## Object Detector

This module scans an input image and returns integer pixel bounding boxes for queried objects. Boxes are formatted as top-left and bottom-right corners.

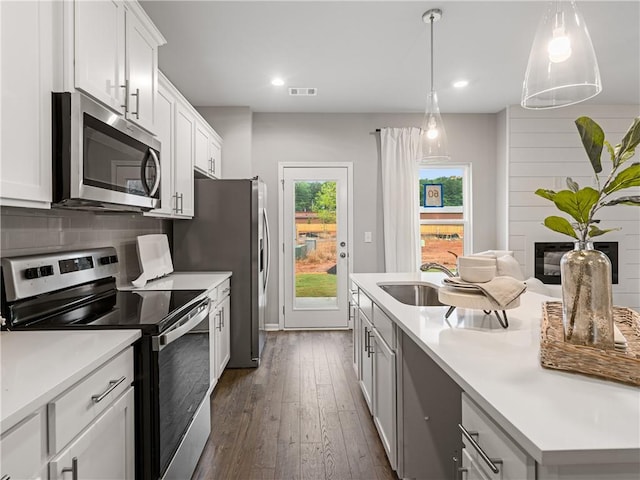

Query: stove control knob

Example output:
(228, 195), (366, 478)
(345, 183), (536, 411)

(99, 256), (111, 265)
(110, 255), (118, 264)
(25, 267), (40, 279)
(39, 265), (54, 277)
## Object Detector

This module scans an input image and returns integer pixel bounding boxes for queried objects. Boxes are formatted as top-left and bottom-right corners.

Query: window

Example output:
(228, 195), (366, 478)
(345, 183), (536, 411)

(418, 164), (471, 271)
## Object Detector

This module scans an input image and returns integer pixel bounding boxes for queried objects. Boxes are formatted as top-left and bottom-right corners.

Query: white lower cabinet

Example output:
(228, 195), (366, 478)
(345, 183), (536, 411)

(0, 411), (46, 480)
(215, 294), (231, 377)
(461, 393), (535, 480)
(49, 387), (135, 480)
(372, 329), (397, 470)
(1, 346), (135, 480)
(208, 277), (232, 387)
(359, 309), (374, 413)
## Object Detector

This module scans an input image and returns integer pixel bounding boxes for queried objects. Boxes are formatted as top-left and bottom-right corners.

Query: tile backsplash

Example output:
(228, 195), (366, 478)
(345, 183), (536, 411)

(0, 207), (171, 286)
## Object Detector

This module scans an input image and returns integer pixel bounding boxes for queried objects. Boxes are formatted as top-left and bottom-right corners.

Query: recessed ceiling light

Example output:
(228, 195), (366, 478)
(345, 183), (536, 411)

(271, 77), (285, 86)
(453, 80), (469, 88)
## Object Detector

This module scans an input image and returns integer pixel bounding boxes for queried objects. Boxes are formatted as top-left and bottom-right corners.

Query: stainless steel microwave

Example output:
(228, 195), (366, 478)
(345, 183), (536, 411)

(52, 92), (161, 211)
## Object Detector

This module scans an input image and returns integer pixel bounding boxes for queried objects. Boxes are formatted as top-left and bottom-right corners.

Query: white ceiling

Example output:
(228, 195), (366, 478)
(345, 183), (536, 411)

(140, 1), (640, 114)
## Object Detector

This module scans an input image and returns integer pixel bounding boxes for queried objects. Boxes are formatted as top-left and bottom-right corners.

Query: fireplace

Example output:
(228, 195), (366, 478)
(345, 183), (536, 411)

(534, 242), (619, 285)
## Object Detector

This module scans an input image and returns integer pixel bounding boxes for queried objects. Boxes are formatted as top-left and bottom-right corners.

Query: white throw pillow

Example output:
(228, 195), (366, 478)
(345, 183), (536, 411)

(496, 254), (525, 280)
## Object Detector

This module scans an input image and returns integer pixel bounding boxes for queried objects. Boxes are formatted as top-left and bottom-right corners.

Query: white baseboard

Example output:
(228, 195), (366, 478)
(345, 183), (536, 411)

(265, 323), (280, 331)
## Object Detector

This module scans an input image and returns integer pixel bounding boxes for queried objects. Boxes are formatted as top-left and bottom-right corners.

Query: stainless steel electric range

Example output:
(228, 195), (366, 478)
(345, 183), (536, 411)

(1, 247), (211, 480)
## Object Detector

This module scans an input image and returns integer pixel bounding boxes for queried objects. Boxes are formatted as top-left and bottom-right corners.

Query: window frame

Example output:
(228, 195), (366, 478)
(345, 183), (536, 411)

(417, 162), (473, 259)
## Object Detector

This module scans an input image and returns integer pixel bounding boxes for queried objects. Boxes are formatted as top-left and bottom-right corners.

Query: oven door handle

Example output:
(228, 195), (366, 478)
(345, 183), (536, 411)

(152, 299), (210, 351)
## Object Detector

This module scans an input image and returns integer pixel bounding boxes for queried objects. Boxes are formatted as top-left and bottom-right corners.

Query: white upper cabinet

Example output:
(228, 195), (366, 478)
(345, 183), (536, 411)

(73, 0), (126, 114)
(146, 72), (194, 219)
(0, 0), (55, 209)
(124, 7), (159, 132)
(194, 118), (223, 179)
(70, 0), (165, 133)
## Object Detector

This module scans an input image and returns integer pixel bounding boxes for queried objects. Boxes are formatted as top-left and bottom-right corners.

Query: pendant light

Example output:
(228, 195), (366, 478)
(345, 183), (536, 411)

(419, 8), (450, 161)
(521, 1), (602, 109)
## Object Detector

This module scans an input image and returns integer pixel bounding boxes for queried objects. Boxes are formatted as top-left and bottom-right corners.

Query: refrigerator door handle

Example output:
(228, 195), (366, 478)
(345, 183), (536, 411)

(263, 207), (271, 292)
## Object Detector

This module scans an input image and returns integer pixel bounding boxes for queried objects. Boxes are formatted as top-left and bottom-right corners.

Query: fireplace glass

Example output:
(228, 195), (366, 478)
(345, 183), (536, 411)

(534, 242), (618, 284)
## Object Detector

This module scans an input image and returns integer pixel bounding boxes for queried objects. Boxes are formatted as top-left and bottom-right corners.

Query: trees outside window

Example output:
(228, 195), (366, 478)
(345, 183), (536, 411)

(418, 166), (471, 271)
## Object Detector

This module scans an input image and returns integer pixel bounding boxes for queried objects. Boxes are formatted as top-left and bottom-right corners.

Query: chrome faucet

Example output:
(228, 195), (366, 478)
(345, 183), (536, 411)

(420, 262), (455, 277)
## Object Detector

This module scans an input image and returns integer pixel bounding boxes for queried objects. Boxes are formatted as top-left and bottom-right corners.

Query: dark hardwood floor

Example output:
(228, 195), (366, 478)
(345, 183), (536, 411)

(192, 331), (398, 480)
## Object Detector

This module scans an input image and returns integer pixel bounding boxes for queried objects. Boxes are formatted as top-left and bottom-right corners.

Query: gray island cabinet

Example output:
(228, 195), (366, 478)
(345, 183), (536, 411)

(350, 272), (640, 480)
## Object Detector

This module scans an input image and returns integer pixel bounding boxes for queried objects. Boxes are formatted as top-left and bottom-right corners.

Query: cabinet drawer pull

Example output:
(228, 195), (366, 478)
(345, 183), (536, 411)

(458, 424), (501, 474)
(91, 376), (126, 403)
(222, 287), (230, 295)
(61, 456), (78, 480)
(2, 474), (12, 480)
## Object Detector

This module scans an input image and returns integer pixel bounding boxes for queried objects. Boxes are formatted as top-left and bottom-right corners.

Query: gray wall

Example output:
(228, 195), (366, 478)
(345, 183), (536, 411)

(196, 106), (253, 179)
(251, 112), (498, 327)
(0, 207), (170, 286)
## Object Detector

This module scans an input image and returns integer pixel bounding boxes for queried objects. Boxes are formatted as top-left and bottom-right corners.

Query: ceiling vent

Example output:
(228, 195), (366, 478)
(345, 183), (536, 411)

(289, 87), (317, 96)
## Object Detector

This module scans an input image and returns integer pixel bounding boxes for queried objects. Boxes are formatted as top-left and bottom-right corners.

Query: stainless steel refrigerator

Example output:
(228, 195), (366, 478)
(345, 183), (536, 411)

(173, 177), (270, 368)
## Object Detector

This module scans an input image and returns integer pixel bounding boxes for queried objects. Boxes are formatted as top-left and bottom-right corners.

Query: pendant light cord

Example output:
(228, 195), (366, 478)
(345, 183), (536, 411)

(430, 13), (434, 95)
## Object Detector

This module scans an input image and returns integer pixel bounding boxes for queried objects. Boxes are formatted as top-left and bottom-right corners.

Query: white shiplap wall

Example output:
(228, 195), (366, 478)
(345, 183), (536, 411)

(506, 105), (640, 310)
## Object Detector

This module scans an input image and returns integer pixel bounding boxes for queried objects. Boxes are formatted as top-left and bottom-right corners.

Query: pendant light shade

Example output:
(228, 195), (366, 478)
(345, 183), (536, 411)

(521, 1), (602, 109)
(419, 8), (450, 161)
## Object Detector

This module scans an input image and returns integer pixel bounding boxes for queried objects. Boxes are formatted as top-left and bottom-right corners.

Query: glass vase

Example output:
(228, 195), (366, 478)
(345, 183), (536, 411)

(560, 241), (614, 349)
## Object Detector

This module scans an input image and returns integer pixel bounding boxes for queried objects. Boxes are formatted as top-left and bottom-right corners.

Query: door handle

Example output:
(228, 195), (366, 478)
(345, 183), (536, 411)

(340, 252), (346, 258)
(91, 376), (126, 403)
(61, 457), (78, 480)
(130, 87), (140, 119)
(120, 80), (129, 112)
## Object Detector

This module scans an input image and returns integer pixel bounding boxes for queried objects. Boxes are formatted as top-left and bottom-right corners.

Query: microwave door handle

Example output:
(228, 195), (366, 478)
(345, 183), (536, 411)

(148, 149), (161, 196)
(152, 300), (210, 351)
(140, 149), (161, 197)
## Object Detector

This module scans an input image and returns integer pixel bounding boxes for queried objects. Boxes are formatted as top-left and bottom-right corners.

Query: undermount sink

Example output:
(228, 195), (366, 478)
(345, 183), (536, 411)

(377, 282), (445, 307)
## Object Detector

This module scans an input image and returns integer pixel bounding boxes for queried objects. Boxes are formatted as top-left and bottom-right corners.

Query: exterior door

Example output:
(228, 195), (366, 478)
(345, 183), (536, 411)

(281, 164), (352, 329)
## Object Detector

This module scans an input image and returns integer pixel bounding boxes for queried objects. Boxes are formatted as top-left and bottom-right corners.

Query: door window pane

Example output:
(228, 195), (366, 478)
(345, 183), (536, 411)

(293, 181), (337, 308)
(419, 167), (469, 272)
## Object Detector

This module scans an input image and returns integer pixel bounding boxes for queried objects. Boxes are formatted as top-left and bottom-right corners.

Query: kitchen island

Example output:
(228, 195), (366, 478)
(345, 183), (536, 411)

(351, 272), (640, 480)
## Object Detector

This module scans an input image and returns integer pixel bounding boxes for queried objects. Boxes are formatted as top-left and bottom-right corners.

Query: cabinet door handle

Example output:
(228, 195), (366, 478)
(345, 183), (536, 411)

(130, 88), (140, 119)
(179, 193), (184, 213)
(458, 424), (501, 474)
(173, 193), (178, 213)
(120, 80), (129, 112)
(91, 376), (126, 403)
(363, 326), (369, 357)
(222, 287), (230, 295)
(212, 158), (216, 175)
(2, 474), (12, 480)
(61, 456), (78, 480)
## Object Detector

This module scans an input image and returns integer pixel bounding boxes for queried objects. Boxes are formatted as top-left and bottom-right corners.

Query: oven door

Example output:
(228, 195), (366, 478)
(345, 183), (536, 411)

(53, 92), (161, 211)
(152, 298), (211, 477)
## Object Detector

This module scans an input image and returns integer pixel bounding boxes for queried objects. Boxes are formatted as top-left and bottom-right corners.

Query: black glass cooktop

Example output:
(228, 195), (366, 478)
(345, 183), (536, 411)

(4, 278), (205, 335)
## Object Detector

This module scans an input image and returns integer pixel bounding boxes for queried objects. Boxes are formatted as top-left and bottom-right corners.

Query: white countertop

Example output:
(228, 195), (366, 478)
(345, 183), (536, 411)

(119, 271), (232, 291)
(0, 329), (141, 432)
(351, 272), (640, 466)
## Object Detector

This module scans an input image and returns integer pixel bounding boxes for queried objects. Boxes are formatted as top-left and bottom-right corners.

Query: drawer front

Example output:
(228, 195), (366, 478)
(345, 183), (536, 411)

(218, 278), (231, 298)
(208, 285), (219, 304)
(359, 291), (373, 322)
(48, 347), (134, 453)
(461, 394), (534, 480)
(373, 303), (396, 349)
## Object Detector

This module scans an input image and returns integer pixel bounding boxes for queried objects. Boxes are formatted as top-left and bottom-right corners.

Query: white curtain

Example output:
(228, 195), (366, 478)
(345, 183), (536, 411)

(380, 128), (421, 272)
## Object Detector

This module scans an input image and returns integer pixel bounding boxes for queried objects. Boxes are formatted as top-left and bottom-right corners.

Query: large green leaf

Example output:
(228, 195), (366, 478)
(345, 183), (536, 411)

(552, 188), (600, 223)
(618, 117), (640, 161)
(604, 163), (640, 194)
(534, 188), (557, 202)
(602, 195), (640, 206)
(588, 226), (620, 238)
(575, 116), (604, 174)
(543, 216), (578, 239)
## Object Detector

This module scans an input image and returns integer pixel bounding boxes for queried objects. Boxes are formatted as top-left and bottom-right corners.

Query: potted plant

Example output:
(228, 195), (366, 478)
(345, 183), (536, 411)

(535, 116), (640, 347)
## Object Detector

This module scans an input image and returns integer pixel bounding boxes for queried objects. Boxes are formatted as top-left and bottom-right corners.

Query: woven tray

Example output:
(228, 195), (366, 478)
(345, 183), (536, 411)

(540, 302), (640, 387)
